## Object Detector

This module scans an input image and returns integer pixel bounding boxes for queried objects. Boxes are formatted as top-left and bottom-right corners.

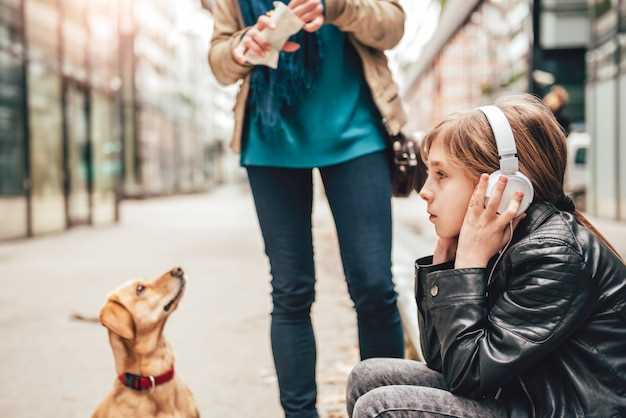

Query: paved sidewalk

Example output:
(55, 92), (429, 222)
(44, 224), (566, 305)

(0, 183), (433, 418)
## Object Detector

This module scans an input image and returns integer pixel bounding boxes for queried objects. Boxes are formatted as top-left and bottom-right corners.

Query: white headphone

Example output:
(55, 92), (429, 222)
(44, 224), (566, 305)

(478, 105), (534, 216)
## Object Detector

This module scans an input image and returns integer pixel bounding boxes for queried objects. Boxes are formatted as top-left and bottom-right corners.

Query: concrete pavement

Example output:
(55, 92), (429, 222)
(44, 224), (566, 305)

(3, 179), (622, 418)
(0, 182), (433, 418)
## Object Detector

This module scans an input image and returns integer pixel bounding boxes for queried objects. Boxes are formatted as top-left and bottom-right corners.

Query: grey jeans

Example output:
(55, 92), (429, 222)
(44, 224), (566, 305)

(346, 358), (508, 418)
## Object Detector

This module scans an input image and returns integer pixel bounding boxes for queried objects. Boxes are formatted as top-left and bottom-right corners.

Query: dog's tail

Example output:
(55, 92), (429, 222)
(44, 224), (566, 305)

(70, 312), (99, 323)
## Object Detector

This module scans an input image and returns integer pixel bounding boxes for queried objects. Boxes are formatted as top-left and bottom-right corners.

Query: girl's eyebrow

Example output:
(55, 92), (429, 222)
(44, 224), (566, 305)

(428, 160), (443, 167)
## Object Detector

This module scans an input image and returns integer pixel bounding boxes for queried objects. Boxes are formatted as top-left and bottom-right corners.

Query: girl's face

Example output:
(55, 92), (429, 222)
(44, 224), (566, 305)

(419, 139), (477, 239)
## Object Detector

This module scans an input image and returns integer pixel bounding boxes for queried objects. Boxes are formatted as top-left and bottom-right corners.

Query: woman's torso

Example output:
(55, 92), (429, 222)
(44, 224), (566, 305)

(241, 25), (387, 168)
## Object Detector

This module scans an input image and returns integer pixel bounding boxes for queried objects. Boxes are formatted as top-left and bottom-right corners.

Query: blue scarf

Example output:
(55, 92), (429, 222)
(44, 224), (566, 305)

(239, 0), (321, 134)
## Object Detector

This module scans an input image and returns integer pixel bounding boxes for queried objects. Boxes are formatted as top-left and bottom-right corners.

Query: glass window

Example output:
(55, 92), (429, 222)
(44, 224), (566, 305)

(0, 0), (28, 239)
(27, 0), (65, 234)
(61, 0), (87, 81)
(590, 0), (619, 46)
(91, 92), (120, 224)
(575, 147), (587, 166)
(0, 45), (25, 196)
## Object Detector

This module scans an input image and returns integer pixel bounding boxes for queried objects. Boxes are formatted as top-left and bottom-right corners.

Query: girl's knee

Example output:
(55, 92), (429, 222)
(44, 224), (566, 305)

(351, 386), (396, 418)
(347, 359), (401, 416)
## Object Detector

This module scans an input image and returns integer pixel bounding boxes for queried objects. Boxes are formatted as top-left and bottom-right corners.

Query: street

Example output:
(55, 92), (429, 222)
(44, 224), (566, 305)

(0, 182), (432, 418)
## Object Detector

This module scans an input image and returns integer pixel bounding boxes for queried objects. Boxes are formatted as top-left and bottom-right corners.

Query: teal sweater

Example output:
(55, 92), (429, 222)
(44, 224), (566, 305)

(241, 24), (387, 168)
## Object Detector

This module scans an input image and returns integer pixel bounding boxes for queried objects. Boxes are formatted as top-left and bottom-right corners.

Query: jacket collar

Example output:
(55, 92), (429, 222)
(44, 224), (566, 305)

(511, 201), (558, 243)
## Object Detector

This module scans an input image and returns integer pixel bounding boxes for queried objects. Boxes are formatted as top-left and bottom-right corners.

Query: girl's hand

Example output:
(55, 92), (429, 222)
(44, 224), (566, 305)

(433, 236), (458, 265)
(233, 15), (301, 66)
(288, 0), (324, 32)
(455, 174), (526, 269)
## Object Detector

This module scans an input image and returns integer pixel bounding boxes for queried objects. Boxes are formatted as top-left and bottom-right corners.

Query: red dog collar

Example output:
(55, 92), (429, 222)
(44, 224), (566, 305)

(119, 367), (175, 391)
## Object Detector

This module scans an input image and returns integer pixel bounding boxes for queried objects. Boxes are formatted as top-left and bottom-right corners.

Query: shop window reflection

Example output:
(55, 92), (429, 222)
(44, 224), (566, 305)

(27, 0), (65, 235)
(0, 0), (28, 239)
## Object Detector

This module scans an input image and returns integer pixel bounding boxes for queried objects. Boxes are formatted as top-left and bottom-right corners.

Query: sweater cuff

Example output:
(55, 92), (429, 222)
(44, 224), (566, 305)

(422, 268), (488, 308)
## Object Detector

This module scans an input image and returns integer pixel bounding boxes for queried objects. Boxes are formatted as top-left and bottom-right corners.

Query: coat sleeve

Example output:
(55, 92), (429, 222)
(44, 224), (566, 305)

(422, 238), (593, 399)
(324, 0), (405, 50)
(209, 0), (253, 86)
(415, 256), (455, 373)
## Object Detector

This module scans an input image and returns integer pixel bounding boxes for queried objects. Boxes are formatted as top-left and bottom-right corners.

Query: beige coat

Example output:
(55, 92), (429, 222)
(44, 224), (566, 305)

(208, 0), (408, 152)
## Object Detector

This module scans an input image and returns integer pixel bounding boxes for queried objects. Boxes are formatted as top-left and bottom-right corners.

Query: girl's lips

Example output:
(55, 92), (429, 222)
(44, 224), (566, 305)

(429, 214), (437, 221)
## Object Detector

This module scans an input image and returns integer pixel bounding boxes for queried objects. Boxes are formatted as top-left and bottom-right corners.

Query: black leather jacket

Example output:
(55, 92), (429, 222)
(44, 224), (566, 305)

(415, 202), (626, 418)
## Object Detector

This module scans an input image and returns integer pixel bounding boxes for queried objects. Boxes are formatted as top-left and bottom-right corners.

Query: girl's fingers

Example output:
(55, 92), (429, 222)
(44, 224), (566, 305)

(485, 176), (508, 218)
(511, 213), (527, 230)
(303, 15), (324, 32)
(498, 191), (524, 227)
(468, 174), (489, 216)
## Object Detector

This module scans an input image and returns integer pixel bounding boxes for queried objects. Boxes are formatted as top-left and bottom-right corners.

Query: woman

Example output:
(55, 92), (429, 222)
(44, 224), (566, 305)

(347, 95), (626, 418)
(209, 1), (407, 417)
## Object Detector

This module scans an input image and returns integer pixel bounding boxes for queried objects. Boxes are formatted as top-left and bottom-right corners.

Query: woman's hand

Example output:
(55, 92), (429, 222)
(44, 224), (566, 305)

(455, 174), (526, 269)
(433, 236), (458, 265)
(289, 0), (324, 32)
(232, 15), (301, 66)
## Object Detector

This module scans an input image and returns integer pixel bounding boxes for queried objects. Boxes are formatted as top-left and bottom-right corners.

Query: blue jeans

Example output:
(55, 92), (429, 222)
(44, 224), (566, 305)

(247, 150), (404, 418)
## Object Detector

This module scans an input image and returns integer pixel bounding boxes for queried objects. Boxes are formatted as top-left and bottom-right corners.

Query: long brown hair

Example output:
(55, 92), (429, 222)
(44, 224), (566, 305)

(421, 94), (622, 261)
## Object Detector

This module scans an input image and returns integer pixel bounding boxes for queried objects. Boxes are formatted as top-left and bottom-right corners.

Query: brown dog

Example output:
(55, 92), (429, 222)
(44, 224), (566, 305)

(91, 267), (199, 418)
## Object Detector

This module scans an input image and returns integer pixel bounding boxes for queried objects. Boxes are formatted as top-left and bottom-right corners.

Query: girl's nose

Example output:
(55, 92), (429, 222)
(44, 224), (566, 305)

(419, 186), (433, 202)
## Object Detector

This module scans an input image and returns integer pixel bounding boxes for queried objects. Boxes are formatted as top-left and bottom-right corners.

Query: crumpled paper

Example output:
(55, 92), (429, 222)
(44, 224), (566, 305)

(245, 2), (304, 69)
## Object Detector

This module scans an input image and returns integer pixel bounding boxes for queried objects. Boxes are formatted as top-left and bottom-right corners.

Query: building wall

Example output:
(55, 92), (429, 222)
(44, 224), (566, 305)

(120, 0), (230, 198)
(585, 0), (625, 220)
(0, 0), (228, 240)
(0, 0), (29, 240)
(403, 0), (533, 133)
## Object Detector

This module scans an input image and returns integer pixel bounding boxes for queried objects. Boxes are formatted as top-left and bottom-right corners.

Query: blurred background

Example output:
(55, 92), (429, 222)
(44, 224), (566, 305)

(1, 0), (625, 241)
(0, 1), (625, 417)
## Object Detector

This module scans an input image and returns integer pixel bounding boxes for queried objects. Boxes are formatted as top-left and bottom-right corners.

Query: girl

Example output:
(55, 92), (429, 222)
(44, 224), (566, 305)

(347, 95), (626, 418)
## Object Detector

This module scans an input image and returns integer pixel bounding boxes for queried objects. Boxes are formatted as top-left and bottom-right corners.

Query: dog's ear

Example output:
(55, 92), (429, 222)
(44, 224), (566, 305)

(99, 300), (135, 340)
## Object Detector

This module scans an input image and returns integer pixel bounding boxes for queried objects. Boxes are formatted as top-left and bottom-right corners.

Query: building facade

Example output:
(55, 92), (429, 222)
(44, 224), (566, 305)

(0, 0), (227, 241)
(0, 0), (121, 241)
(401, 0), (588, 133)
(400, 0), (626, 222)
(585, 0), (626, 220)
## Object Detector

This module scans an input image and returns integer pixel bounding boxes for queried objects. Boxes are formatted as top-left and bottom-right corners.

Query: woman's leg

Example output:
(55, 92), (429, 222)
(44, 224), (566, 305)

(347, 359), (507, 418)
(320, 151), (404, 360)
(247, 166), (318, 418)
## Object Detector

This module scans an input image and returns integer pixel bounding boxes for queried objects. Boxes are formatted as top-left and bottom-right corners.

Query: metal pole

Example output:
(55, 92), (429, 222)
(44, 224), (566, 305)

(59, 0), (71, 229)
(115, 0), (124, 221)
(19, 0), (33, 237)
(84, 0), (94, 225)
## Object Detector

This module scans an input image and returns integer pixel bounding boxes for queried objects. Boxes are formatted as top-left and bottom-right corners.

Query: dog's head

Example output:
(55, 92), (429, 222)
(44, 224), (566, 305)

(99, 267), (186, 354)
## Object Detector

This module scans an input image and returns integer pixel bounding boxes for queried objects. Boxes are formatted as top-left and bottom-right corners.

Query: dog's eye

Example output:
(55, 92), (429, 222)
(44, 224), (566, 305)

(136, 284), (145, 295)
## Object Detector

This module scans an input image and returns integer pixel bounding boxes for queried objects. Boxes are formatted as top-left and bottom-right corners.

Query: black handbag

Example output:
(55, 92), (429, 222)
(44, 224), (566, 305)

(389, 132), (427, 198)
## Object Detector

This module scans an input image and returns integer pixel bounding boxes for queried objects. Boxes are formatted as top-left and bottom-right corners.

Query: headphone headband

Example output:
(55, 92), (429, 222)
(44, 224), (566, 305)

(478, 105), (518, 174)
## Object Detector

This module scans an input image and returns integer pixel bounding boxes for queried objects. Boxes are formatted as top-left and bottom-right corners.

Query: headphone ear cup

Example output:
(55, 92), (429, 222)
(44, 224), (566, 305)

(510, 172), (534, 214)
(485, 170), (534, 215)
